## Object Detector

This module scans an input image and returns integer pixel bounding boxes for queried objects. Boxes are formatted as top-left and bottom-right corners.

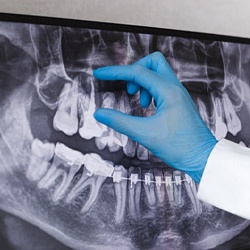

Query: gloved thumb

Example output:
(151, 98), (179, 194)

(94, 108), (147, 142)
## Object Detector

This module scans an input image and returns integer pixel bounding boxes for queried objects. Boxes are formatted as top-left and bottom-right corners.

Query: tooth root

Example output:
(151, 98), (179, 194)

(26, 139), (55, 182)
(128, 166), (141, 220)
(37, 156), (62, 189)
(137, 144), (148, 160)
(113, 165), (127, 224)
(66, 167), (106, 213)
(52, 164), (81, 202)
(80, 176), (106, 213)
(163, 170), (174, 204)
(143, 169), (157, 209)
(79, 78), (104, 140)
(154, 168), (165, 206)
(184, 174), (202, 214)
(53, 81), (78, 136)
(173, 170), (183, 207)
(65, 169), (90, 203)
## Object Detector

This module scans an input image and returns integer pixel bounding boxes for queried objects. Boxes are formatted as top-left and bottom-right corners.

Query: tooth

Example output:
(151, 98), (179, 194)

(66, 167), (106, 213)
(79, 78), (103, 140)
(51, 143), (85, 201)
(153, 168), (165, 206)
(173, 170), (183, 207)
(184, 174), (202, 214)
(123, 139), (136, 157)
(117, 92), (130, 147)
(26, 139), (55, 182)
(84, 153), (114, 177)
(53, 81), (78, 136)
(142, 169), (157, 209)
(222, 93), (242, 136)
(37, 143), (84, 202)
(137, 144), (148, 160)
(163, 170), (174, 204)
(211, 95), (227, 140)
(66, 153), (112, 213)
(128, 166), (141, 219)
(113, 165), (128, 224)
(95, 92), (123, 152)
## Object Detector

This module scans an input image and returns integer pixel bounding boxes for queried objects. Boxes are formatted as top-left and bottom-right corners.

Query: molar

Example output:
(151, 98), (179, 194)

(26, 139), (55, 182)
(79, 77), (103, 140)
(53, 81), (79, 136)
(95, 92), (123, 152)
(37, 143), (84, 202)
(65, 153), (112, 213)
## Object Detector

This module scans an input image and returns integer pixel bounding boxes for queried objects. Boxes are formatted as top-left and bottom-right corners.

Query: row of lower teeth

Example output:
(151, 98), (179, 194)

(26, 138), (202, 222)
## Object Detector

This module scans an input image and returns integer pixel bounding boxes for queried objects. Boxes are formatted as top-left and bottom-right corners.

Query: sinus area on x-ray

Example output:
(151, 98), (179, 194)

(1, 20), (250, 250)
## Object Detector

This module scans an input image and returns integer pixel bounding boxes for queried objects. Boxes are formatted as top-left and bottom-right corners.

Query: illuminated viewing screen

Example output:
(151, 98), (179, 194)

(0, 13), (250, 250)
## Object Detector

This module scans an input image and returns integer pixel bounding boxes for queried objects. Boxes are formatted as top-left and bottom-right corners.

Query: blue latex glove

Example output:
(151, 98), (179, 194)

(93, 52), (217, 183)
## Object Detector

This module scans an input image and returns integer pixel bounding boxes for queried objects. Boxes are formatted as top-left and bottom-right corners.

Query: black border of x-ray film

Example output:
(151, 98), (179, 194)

(1, 12), (250, 45)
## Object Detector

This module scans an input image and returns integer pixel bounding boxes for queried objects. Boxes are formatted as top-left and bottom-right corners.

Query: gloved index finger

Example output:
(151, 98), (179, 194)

(93, 65), (165, 100)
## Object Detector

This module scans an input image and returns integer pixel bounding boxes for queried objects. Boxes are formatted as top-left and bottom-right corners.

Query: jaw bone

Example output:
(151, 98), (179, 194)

(95, 92), (123, 152)
(53, 81), (79, 136)
(66, 153), (114, 213)
(37, 143), (83, 202)
(26, 139), (55, 182)
(113, 165), (128, 224)
(153, 168), (165, 206)
(79, 77), (103, 140)
(142, 169), (157, 209)
(183, 174), (202, 215)
(128, 166), (141, 220)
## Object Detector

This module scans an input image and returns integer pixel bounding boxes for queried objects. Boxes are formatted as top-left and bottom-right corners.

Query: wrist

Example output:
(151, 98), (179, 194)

(187, 137), (218, 183)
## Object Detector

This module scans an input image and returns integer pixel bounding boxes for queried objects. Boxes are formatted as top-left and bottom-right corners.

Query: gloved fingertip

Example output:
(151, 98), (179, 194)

(93, 108), (108, 124)
(127, 82), (140, 95)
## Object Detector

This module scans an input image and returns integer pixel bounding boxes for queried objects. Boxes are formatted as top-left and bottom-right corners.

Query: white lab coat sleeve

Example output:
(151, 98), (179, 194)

(197, 139), (250, 220)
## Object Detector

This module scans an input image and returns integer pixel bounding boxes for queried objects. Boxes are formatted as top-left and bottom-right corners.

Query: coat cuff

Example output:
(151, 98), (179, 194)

(197, 139), (250, 220)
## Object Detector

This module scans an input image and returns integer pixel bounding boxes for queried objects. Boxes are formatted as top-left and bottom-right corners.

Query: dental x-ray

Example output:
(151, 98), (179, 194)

(1, 14), (250, 250)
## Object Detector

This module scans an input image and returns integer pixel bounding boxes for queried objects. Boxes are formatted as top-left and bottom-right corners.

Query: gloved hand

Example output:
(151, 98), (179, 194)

(93, 52), (217, 183)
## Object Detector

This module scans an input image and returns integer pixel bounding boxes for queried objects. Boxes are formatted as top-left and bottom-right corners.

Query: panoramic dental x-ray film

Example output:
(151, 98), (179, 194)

(1, 14), (250, 250)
